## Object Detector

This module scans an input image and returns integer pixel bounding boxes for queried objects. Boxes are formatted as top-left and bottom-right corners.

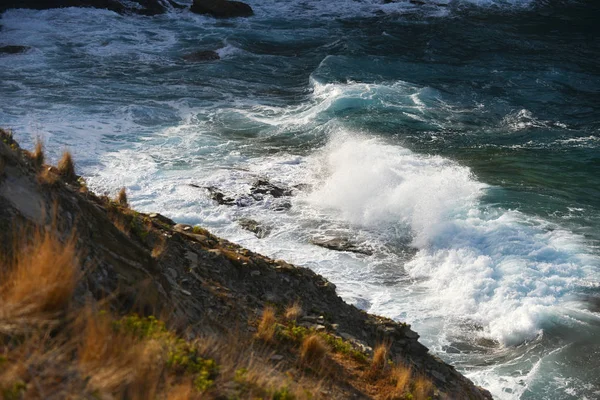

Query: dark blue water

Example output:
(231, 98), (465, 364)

(1, 1), (599, 398)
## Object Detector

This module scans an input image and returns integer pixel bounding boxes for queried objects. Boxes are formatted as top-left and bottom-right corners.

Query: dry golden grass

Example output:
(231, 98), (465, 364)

(196, 332), (319, 400)
(166, 382), (194, 400)
(30, 139), (44, 169)
(57, 150), (76, 181)
(413, 375), (434, 400)
(372, 343), (389, 371)
(112, 214), (131, 236)
(37, 167), (60, 187)
(78, 310), (164, 396)
(300, 334), (328, 367)
(117, 187), (129, 207)
(0, 228), (78, 332)
(256, 306), (276, 342)
(284, 301), (302, 322)
(390, 363), (412, 396)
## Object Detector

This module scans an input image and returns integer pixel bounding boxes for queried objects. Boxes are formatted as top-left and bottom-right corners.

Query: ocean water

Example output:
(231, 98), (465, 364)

(1, 0), (599, 398)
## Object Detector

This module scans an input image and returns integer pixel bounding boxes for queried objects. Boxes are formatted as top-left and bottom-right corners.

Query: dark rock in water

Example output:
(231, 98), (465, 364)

(182, 50), (220, 62)
(250, 179), (291, 199)
(238, 218), (271, 238)
(311, 237), (374, 256)
(0, 45), (31, 55)
(0, 0), (170, 15)
(271, 200), (292, 212)
(190, 0), (253, 18)
(206, 186), (236, 206)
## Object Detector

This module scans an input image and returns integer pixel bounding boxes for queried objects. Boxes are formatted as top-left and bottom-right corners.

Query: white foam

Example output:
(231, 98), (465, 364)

(303, 133), (598, 347)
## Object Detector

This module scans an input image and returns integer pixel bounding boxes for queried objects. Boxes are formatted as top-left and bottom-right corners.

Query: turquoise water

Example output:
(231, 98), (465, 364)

(1, 1), (599, 398)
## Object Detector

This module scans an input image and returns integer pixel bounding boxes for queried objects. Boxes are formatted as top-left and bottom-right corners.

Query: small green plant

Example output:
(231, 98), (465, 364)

(112, 314), (166, 339)
(320, 333), (367, 363)
(272, 386), (295, 400)
(1, 381), (26, 400)
(113, 315), (218, 392)
(276, 323), (308, 343)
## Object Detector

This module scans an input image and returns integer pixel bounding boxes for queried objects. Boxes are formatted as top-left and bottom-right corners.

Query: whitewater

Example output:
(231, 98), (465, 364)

(1, 0), (600, 398)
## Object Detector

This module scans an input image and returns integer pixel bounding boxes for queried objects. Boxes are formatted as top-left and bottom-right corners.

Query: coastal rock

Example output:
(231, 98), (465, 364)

(0, 45), (31, 55)
(205, 186), (235, 206)
(238, 218), (271, 238)
(182, 50), (220, 62)
(190, 0), (253, 18)
(149, 212), (176, 226)
(250, 179), (291, 199)
(311, 237), (373, 256)
(0, 0), (172, 15)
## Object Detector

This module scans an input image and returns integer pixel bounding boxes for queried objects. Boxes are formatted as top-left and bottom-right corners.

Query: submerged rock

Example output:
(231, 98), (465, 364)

(238, 218), (271, 238)
(311, 237), (374, 256)
(182, 50), (220, 62)
(205, 186), (236, 206)
(0, 45), (31, 55)
(250, 179), (291, 199)
(190, 0), (253, 18)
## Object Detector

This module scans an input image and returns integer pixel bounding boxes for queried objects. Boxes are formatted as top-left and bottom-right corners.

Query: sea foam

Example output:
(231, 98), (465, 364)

(304, 132), (598, 346)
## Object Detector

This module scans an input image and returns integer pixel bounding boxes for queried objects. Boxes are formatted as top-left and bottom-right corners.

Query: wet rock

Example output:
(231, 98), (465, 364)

(0, 45), (31, 55)
(174, 223), (193, 232)
(190, 0), (253, 18)
(182, 50), (220, 62)
(271, 200), (291, 212)
(310, 237), (373, 256)
(149, 212), (175, 226)
(250, 179), (291, 199)
(206, 186), (235, 206)
(238, 218), (271, 238)
(0, 0), (170, 15)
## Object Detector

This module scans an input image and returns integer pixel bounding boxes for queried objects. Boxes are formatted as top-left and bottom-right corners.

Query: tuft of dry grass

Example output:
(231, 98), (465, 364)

(112, 214), (131, 236)
(30, 139), (45, 169)
(0, 228), (79, 331)
(37, 167), (60, 187)
(256, 306), (276, 342)
(57, 150), (76, 181)
(117, 187), (129, 207)
(78, 310), (164, 396)
(284, 301), (302, 322)
(413, 375), (434, 400)
(371, 343), (389, 371)
(300, 334), (328, 367)
(390, 363), (412, 396)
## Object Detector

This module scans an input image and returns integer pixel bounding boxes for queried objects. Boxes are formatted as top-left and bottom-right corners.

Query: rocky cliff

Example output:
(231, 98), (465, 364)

(0, 129), (492, 399)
